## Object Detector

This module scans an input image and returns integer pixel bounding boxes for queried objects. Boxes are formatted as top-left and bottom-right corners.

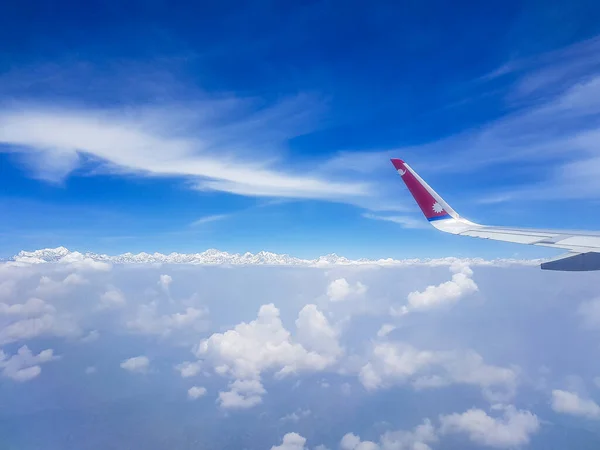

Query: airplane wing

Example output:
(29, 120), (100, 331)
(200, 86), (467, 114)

(390, 158), (600, 271)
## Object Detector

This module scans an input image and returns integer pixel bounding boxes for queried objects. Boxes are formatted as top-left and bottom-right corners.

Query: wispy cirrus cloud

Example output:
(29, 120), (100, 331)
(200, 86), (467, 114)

(190, 214), (230, 227)
(362, 213), (428, 229)
(324, 35), (600, 204)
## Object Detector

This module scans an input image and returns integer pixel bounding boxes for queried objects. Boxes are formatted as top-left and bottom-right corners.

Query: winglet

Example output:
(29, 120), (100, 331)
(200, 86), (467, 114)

(390, 158), (458, 221)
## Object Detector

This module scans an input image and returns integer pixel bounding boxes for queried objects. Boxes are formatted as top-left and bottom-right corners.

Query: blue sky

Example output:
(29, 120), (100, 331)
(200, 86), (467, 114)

(2, 0), (600, 259)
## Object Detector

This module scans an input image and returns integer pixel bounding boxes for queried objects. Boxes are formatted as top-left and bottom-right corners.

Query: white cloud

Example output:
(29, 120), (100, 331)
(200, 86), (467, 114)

(393, 264), (477, 315)
(158, 274), (172, 292)
(0, 298), (55, 317)
(187, 386), (207, 400)
(295, 304), (342, 359)
(0, 103), (369, 202)
(326, 278), (367, 302)
(362, 213), (428, 229)
(56, 251), (112, 271)
(127, 304), (208, 336)
(271, 432), (308, 450)
(191, 214), (229, 226)
(440, 405), (540, 448)
(359, 341), (516, 397)
(379, 419), (437, 450)
(340, 420), (437, 450)
(120, 356), (150, 374)
(62, 273), (88, 285)
(0, 345), (58, 382)
(175, 361), (203, 378)
(218, 379), (266, 409)
(280, 408), (311, 422)
(551, 389), (600, 419)
(197, 303), (338, 381)
(98, 288), (126, 310)
(80, 329), (100, 343)
(0, 313), (81, 345)
(376, 324), (396, 338)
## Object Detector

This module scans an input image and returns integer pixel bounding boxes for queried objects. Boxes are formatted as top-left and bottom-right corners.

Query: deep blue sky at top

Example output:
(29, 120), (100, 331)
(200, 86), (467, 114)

(1, 0), (600, 259)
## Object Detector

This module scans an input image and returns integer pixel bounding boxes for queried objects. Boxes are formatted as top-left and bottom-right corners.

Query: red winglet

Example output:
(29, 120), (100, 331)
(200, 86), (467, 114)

(390, 159), (451, 221)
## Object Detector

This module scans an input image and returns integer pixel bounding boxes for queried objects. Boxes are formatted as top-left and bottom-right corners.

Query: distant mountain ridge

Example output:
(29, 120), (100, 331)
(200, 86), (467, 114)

(7, 246), (543, 267)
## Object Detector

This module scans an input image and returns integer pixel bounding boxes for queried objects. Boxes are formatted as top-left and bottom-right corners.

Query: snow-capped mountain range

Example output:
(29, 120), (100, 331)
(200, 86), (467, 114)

(6, 246), (543, 267)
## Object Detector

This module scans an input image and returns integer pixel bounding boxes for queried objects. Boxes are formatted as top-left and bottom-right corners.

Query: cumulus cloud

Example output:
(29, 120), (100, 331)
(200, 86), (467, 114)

(80, 329), (100, 343)
(271, 432), (308, 450)
(159, 274), (172, 292)
(359, 341), (516, 397)
(376, 324), (396, 338)
(0, 345), (58, 382)
(439, 405), (540, 448)
(0, 249), (598, 447)
(393, 264), (478, 315)
(187, 386), (207, 400)
(120, 356), (150, 374)
(340, 420), (437, 450)
(551, 389), (600, 419)
(127, 303), (208, 336)
(98, 288), (126, 310)
(175, 361), (203, 378)
(198, 303), (339, 381)
(218, 379), (266, 409)
(0, 313), (80, 345)
(327, 278), (367, 302)
(0, 298), (55, 317)
(280, 408), (311, 422)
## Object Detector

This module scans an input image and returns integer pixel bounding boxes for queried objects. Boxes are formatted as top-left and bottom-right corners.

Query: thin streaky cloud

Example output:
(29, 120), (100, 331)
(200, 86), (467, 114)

(190, 214), (230, 227)
(362, 213), (428, 229)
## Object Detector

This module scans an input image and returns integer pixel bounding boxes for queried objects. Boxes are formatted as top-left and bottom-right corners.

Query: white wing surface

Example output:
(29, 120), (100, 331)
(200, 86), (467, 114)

(390, 158), (600, 271)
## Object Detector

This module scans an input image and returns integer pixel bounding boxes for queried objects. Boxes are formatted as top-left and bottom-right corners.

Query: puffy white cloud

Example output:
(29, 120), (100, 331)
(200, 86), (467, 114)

(175, 361), (203, 378)
(0, 345), (58, 382)
(0, 279), (17, 300)
(551, 389), (600, 418)
(359, 341), (516, 397)
(340, 433), (378, 450)
(280, 408), (311, 422)
(127, 304), (208, 336)
(57, 251), (112, 271)
(187, 386), (207, 400)
(62, 273), (88, 285)
(218, 379), (266, 409)
(393, 264), (477, 315)
(295, 304), (342, 359)
(379, 419), (437, 450)
(159, 274), (172, 292)
(439, 405), (540, 448)
(376, 324), (396, 338)
(271, 432), (308, 450)
(0, 313), (80, 345)
(80, 329), (100, 343)
(197, 303), (338, 381)
(340, 420), (437, 450)
(0, 298), (55, 317)
(120, 356), (150, 374)
(98, 288), (126, 310)
(327, 278), (367, 302)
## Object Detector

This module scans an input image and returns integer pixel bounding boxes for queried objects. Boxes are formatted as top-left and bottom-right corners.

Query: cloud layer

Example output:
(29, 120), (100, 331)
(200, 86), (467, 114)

(0, 253), (599, 449)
